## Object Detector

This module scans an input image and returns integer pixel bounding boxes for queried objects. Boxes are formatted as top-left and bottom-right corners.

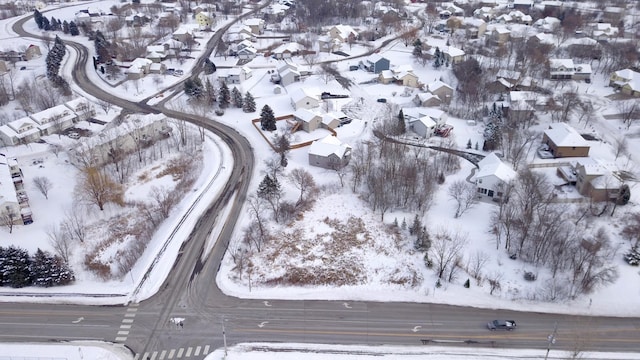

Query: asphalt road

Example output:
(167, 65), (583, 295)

(4, 9), (640, 360)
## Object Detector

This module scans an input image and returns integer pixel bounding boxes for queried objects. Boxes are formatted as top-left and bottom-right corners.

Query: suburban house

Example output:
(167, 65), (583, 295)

(461, 17), (487, 39)
(378, 66), (419, 87)
(441, 46), (466, 64)
(271, 42), (302, 59)
(290, 88), (320, 110)
(609, 69), (640, 97)
(533, 16), (561, 33)
(195, 11), (215, 30)
(328, 25), (358, 43)
(237, 46), (257, 60)
(293, 108), (322, 132)
(549, 59), (578, 80)
(172, 27), (196, 43)
(474, 152), (516, 201)
(409, 115), (437, 138)
(541, 123), (590, 158)
(426, 80), (454, 104)
(146, 44), (168, 63)
(573, 64), (592, 82)
(219, 66), (252, 84)
(69, 114), (171, 168)
(244, 18), (265, 34)
(572, 159), (623, 202)
(359, 54), (390, 74)
(0, 97), (95, 146)
(413, 93), (442, 107)
(126, 58), (153, 80)
(308, 135), (352, 169)
(490, 27), (511, 45)
(125, 13), (150, 27)
(0, 154), (31, 225)
(589, 22), (619, 41)
(419, 108), (448, 125)
(24, 44), (42, 60)
(277, 67), (300, 86)
(318, 35), (341, 53)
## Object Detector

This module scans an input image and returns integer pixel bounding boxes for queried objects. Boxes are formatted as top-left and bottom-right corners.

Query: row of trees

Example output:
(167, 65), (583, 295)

(45, 36), (71, 95)
(0, 246), (74, 288)
(34, 10), (80, 35)
(184, 77), (257, 113)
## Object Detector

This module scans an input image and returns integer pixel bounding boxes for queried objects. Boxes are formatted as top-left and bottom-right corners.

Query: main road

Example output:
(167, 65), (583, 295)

(3, 8), (640, 360)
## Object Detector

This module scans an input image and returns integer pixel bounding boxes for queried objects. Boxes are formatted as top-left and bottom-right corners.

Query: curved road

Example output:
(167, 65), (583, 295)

(3, 9), (640, 360)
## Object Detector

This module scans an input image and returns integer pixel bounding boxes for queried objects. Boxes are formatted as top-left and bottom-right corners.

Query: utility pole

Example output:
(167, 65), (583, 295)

(544, 322), (558, 360)
(222, 316), (228, 358)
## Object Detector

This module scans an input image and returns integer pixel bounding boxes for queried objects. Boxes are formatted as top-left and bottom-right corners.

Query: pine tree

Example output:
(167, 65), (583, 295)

(1, 246), (32, 288)
(51, 255), (74, 285)
(218, 81), (230, 108)
(184, 78), (203, 98)
(409, 214), (422, 236)
(231, 87), (243, 108)
(46, 36), (67, 84)
(257, 174), (281, 201)
(94, 30), (111, 64)
(464, 278), (470, 288)
(466, 139), (472, 149)
(34, 9), (44, 29)
(50, 17), (59, 31)
(243, 91), (256, 113)
(62, 20), (69, 34)
(412, 42), (422, 58)
(69, 21), (79, 36)
(42, 16), (50, 31)
(31, 249), (54, 287)
(260, 105), (276, 131)
(204, 78), (216, 105)
(203, 58), (217, 74)
(397, 109), (406, 134)
(433, 47), (441, 68)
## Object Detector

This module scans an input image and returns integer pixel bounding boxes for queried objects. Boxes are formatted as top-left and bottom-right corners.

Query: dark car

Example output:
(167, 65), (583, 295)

(377, 98), (387, 103)
(487, 320), (516, 331)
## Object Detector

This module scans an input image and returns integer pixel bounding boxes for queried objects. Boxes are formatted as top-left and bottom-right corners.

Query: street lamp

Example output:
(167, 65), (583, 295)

(544, 322), (558, 360)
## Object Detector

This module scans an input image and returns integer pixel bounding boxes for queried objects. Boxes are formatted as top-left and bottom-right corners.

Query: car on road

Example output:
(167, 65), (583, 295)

(487, 320), (516, 331)
(377, 98), (387, 103)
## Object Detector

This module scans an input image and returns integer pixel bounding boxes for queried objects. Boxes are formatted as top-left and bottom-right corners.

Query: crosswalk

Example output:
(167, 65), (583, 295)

(134, 345), (211, 360)
(115, 303), (139, 342)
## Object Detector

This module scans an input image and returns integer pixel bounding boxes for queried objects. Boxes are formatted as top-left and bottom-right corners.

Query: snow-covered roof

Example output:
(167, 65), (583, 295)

(612, 69), (640, 91)
(427, 80), (453, 92)
(245, 18), (264, 26)
(545, 123), (588, 148)
(0, 154), (19, 206)
(379, 70), (394, 80)
(331, 24), (358, 39)
(126, 58), (152, 74)
(549, 59), (574, 70)
(419, 107), (445, 120)
(308, 135), (351, 158)
(365, 53), (387, 64)
(411, 115), (436, 129)
(290, 87), (319, 103)
(443, 46), (465, 57)
(416, 93), (440, 102)
(476, 153), (516, 182)
(294, 108), (320, 123)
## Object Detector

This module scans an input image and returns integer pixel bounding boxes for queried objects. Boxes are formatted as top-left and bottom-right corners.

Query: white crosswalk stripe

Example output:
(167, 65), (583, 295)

(194, 346), (201, 356)
(203, 345), (210, 354)
(185, 347), (192, 357)
(159, 350), (167, 359)
(177, 348), (184, 358)
(168, 349), (175, 359)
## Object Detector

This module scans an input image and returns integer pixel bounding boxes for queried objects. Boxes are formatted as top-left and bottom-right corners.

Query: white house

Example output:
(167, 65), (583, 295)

(409, 115), (437, 138)
(474, 152), (516, 201)
(290, 88), (319, 110)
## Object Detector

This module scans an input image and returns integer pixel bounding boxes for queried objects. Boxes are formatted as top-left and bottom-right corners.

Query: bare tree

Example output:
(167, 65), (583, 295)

(447, 180), (477, 218)
(33, 176), (53, 199)
(288, 168), (316, 204)
(47, 224), (71, 263)
(61, 209), (87, 243)
(74, 166), (123, 211)
(487, 272), (503, 295)
(0, 210), (18, 233)
(430, 228), (468, 280)
(468, 250), (489, 285)
(613, 135), (628, 160)
(617, 101), (640, 129)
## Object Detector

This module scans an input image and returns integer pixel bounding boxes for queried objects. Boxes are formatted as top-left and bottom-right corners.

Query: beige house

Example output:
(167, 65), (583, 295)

(244, 18), (265, 34)
(293, 108), (322, 132)
(24, 44), (42, 60)
(195, 11), (215, 30)
(427, 80), (454, 104)
(308, 135), (352, 169)
(541, 123), (590, 158)
(126, 58), (153, 80)
(610, 69), (640, 97)
(574, 159), (623, 202)
(0, 117), (41, 145)
(329, 24), (358, 43)
(413, 93), (442, 107)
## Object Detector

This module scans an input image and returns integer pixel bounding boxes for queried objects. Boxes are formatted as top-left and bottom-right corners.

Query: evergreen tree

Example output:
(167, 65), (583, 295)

(62, 20), (69, 34)
(409, 214), (422, 236)
(204, 78), (216, 105)
(203, 58), (217, 74)
(433, 47), (441, 68)
(243, 91), (256, 113)
(31, 249), (54, 287)
(257, 174), (281, 202)
(260, 104), (276, 131)
(50, 254), (74, 286)
(218, 81), (230, 108)
(42, 16), (50, 31)
(46, 36), (67, 84)
(231, 86), (243, 108)
(34, 9), (44, 29)
(397, 109), (406, 134)
(412, 42), (422, 58)
(94, 30), (111, 64)
(464, 278), (470, 288)
(184, 78), (203, 98)
(466, 139), (472, 149)
(617, 184), (631, 205)
(69, 21), (79, 36)
(50, 17), (59, 31)
(1, 246), (32, 288)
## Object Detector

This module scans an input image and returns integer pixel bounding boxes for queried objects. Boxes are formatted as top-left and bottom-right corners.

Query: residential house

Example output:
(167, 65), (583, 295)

(294, 108), (322, 132)
(473, 7), (495, 21)
(308, 135), (352, 169)
(290, 88), (320, 110)
(278, 66), (301, 86)
(195, 11), (215, 30)
(474, 152), (516, 201)
(442, 46), (465, 64)
(511, 0), (533, 10)
(29, 104), (77, 136)
(413, 93), (442, 107)
(24, 44), (41, 60)
(0, 154), (31, 225)
(69, 114), (170, 168)
(359, 54), (390, 74)
(590, 23), (619, 41)
(219, 66), (252, 84)
(237, 46), (257, 60)
(74, 11), (91, 25)
(609, 69), (640, 97)
(173, 27), (196, 43)
(329, 25), (358, 43)
(0, 117), (40, 145)
(271, 42), (302, 59)
(149, 62), (167, 74)
(542, 122), (590, 158)
(146, 44), (168, 63)
(409, 115), (437, 138)
(321, 112), (345, 130)
(426, 80), (454, 104)
(462, 17), (487, 39)
(65, 97), (96, 121)
(603, 6), (624, 23)
(573, 159), (623, 202)
(378, 66), (419, 87)
(573, 64), (592, 82)
(244, 18), (265, 34)
(125, 13), (150, 27)
(533, 16), (561, 33)
(419, 108), (447, 125)
(126, 58), (153, 80)
(318, 35), (341, 53)
(490, 27), (511, 45)
(378, 70), (394, 85)
(548, 59), (575, 80)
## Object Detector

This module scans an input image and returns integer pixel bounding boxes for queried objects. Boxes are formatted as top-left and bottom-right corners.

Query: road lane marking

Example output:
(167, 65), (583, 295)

(185, 347), (192, 357)
(150, 351), (157, 360)
(123, 319), (134, 323)
(264, 301), (272, 307)
(343, 302), (352, 309)
(127, 308), (138, 312)
(117, 330), (129, 335)
(168, 349), (175, 359)
(120, 324), (132, 329)
(125, 313), (137, 318)
(160, 350), (166, 359)
(203, 345), (210, 354)
(115, 337), (127, 342)
(194, 346), (201, 356)
(258, 321), (269, 328)
(177, 348), (184, 358)
(141, 352), (149, 360)
(412, 326), (422, 332)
